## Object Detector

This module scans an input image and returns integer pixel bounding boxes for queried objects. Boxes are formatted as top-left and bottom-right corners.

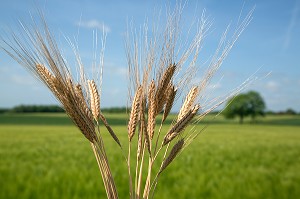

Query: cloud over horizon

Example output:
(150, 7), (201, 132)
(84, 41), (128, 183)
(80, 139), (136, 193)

(77, 19), (111, 33)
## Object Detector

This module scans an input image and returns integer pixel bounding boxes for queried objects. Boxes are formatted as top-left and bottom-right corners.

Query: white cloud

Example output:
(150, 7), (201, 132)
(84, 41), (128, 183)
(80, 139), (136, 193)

(114, 67), (127, 77)
(10, 74), (36, 85)
(0, 66), (10, 72)
(77, 20), (111, 33)
(107, 88), (121, 96)
(105, 62), (127, 78)
(265, 81), (279, 92)
(207, 83), (222, 90)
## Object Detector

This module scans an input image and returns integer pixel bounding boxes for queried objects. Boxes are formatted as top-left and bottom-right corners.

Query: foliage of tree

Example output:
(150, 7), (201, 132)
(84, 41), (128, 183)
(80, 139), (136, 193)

(0, 108), (9, 114)
(285, 108), (297, 115)
(11, 105), (64, 113)
(223, 91), (266, 123)
(0, 105), (129, 114)
(101, 107), (127, 113)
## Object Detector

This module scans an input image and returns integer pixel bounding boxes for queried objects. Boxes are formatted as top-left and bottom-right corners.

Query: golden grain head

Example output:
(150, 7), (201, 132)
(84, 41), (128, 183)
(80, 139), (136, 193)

(147, 80), (156, 140)
(128, 85), (143, 141)
(88, 80), (100, 121)
(177, 86), (199, 121)
(160, 139), (184, 173)
(162, 85), (177, 122)
(36, 64), (56, 89)
(155, 64), (176, 114)
(163, 104), (200, 145)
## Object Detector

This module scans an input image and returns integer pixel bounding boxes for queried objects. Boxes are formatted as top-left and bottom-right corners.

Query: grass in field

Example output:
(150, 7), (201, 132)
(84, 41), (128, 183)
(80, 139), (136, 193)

(0, 113), (299, 199)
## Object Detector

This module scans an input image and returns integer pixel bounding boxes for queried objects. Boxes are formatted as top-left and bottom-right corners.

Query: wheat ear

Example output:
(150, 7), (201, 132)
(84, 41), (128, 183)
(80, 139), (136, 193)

(71, 111), (96, 142)
(36, 64), (66, 101)
(163, 104), (200, 146)
(178, 86), (199, 121)
(88, 80), (100, 121)
(36, 64), (56, 89)
(159, 139), (184, 173)
(74, 84), (94, 122)
(36, 64), (96, 142)
(141, 99), (151, 156)
(162, 85), (177, 122)
(147, 80), (156, 140)
(128, 85), (143, 141)
(155, 64), (176, 115)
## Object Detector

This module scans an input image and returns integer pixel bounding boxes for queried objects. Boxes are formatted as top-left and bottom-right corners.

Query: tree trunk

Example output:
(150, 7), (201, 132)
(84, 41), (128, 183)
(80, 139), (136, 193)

(239, 114), (244, 124)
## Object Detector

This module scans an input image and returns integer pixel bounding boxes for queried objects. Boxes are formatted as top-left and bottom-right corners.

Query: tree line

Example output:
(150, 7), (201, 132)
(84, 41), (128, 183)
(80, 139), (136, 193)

(0, 105), (65, 113)
(0, 105), (128, 114)
(1, 91), (299, 124)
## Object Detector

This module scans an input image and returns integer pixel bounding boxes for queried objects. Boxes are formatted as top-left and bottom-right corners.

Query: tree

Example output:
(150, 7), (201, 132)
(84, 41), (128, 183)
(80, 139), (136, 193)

(11, 105), (64, 113)
(285, 108), (297, 115)
(223, 91), (266, 124)
(247, 91), (266, 121)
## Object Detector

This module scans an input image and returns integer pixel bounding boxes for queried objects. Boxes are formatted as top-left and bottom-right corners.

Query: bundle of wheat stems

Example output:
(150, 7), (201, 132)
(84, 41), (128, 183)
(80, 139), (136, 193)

(1, 4), (254, 199)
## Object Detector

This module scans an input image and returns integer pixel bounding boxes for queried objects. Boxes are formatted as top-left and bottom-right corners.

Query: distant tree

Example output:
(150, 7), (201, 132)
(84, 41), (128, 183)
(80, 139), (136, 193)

(101, 107), (127, 113)
(265, 110), (275, 115)
(247, 91), (266, 121)
(223, 93), (248, 123)
(223, 91), (266, 124)
(285, 108), (297, 115)
(11, 105), (64, 113)
(0, 108), (9, 114)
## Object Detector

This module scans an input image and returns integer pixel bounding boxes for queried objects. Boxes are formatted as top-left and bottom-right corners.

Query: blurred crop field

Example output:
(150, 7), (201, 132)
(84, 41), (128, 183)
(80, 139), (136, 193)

(0, 113), (299, 199)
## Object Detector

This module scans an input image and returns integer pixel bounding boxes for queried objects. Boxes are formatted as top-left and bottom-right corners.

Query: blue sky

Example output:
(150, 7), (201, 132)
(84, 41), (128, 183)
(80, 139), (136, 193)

(0, 0), (299, 112)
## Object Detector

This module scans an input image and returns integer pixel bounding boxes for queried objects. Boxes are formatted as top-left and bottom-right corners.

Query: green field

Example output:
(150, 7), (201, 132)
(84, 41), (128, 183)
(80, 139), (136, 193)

(0, 113), (300, 199)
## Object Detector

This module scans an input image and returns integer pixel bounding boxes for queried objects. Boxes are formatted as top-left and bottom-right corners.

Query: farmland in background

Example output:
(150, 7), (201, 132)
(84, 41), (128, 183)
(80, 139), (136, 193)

(0, 113), (299, 199)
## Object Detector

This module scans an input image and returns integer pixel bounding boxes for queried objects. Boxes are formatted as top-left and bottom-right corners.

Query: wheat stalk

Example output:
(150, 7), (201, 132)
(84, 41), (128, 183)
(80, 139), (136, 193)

(100, 113), (121, 147)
